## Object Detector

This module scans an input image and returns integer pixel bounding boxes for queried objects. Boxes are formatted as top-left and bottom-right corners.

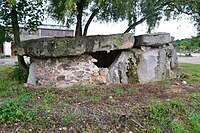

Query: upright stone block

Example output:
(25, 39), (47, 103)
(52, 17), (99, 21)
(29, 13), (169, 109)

(134, 44), (178, 83)
(22, 32), (178, 88)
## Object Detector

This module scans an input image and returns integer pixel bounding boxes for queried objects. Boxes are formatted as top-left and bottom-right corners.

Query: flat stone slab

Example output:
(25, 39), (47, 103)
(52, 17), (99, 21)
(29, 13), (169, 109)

(21, 33), (134, 58)
(134, 33), (171, 48)
(23, 32), (178, 88)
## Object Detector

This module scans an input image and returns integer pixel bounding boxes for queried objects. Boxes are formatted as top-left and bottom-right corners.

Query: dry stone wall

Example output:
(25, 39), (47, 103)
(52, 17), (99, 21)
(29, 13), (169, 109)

(21, 33), (178, 88)
(28, 55), (109, 88)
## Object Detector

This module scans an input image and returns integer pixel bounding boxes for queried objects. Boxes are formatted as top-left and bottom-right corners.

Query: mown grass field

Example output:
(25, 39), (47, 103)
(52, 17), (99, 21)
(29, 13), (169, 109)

(179, 63), (200, 82)
(0, 64), (199, 132)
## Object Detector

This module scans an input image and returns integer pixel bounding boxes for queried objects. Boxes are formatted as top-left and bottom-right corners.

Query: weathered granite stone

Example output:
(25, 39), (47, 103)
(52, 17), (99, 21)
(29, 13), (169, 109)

(137, 49), (160, 82)
(132, 44), (178, 83)
(25, 32), (178, 88)
(21, 33), (134, 58)
(106, 44), (177, 84)
(134, 33), (172, 48)
(27, 63), (37, 85)
(166, 44), (178, 69)
(108, 51), (138, 84)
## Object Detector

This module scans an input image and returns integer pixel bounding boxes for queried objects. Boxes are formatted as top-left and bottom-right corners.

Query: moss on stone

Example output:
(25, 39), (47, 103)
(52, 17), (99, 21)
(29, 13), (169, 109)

(126, 59), (139, 84)
(13, 45), (25, 55)
(112, 33), (133, 47)
(114, 37), (123, 47)
(22, 33), (133, 58)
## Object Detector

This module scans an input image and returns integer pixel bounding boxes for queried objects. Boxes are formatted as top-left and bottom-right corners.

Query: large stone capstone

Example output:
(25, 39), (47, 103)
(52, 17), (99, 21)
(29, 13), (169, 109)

(21, 33), (134, 58)
(20, 33), (178, 88)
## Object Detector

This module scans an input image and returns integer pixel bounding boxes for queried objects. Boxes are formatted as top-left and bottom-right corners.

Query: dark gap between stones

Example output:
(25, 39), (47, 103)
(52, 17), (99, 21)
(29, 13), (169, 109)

(90, 50), (122, 68)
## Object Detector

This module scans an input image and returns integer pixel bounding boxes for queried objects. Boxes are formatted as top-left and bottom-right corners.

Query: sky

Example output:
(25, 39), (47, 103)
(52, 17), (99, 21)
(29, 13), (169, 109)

(44, 14), (198, 40)
(86, 15), (198, 40)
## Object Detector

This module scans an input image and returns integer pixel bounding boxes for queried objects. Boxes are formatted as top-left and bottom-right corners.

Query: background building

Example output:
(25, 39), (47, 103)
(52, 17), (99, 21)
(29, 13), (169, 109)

(1, 24), (74, 57)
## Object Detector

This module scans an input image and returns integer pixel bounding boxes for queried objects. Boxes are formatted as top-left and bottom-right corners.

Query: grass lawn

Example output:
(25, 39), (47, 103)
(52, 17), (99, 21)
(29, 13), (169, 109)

(0, 64), (199, 132)
(179, 63), (200, 82)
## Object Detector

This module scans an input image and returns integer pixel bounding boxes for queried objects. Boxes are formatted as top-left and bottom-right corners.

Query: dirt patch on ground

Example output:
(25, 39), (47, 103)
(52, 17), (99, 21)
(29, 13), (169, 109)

(2, 79), (199, 132)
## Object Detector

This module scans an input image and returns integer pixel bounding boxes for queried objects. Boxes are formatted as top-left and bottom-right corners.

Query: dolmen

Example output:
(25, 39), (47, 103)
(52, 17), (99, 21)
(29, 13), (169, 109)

(19, 33), (178, 88)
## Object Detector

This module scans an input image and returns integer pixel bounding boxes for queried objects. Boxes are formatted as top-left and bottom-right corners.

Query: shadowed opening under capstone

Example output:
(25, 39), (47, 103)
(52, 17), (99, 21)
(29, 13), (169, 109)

(90, 50), (122, 68)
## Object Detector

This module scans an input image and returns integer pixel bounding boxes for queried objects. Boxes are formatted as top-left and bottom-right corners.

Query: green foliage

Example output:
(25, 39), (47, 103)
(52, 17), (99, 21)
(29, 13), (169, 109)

(187, 113), (200, 133)
(61, 113), (79, 125)
(179, 63), (200, 82)
(0, 0), (45, 43)
(148, 102), (170, 124)
(112, 87), (123, 96)
(0, 65), (199, 131)
(57, 102), (70, 107)
(88, 95), (101, 101)
(47, 0), (139, 34)
(76, 85), (101, 101)
(139, 0), (200, 33)
(43, 92), (56, 104)
(0, 93), (35, 124)
(145, 95), (200, 132)
(0, 80), (24, 97)
(179, 64), (200, 77)
(160, 80), (172, 87)
(127, 88), (139, 94)
(174, 36), (200, 53)
(0, 66), (26, 97)
(147, 92), (200, 132)
(0, 25), (12, 42)
(10, 64), (29, 82)
(78, 87), (89, 96)
(0, 0), (45, 73)
(29, 89), (56, 112)
(48, 0), (200, 35)
(169, 122), (185, 133)
(0, 67), (32, 124)
(0, 0), (44, 29)
(126, 63), (139, 83)
(0, 66), (12, 80)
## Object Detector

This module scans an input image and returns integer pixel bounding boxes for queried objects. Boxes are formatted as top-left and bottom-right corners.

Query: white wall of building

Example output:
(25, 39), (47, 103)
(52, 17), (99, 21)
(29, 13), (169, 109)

(3, 42), (12, 56)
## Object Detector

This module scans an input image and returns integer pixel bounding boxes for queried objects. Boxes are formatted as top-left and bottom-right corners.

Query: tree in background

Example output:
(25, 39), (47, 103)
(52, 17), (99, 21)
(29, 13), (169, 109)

(0, 0), (44, 71)
(48, 0), (200, 36)
(47, 0), (142, 36)
(174, 36), (200, 54)
(48, 0), (112, 36)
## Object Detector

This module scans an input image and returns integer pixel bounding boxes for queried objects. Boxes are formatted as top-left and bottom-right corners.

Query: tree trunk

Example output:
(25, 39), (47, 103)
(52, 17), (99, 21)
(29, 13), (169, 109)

(75, 0), (85, 36)
(11, 6), (28, 70)
(83, 9), (99, 36)
(124, 1), (169, 33)
(0, 42), (3, 53)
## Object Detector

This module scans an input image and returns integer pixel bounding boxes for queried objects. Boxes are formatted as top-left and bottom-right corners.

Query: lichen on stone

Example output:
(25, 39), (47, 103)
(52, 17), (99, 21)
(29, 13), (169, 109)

(126, 58), (139, 84)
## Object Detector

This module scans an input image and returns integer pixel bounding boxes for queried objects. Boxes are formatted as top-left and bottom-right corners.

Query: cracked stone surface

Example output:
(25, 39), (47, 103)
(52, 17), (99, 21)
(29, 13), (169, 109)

(22, 33), (178, 88)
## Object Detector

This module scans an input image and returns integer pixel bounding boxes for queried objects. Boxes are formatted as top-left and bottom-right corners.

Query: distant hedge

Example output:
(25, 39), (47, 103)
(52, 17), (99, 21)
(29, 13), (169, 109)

(173, 36), (200, 53)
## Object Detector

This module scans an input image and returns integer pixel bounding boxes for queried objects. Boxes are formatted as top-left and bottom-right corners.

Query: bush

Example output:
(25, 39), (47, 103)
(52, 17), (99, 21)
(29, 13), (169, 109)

(10, 64), (29, 83)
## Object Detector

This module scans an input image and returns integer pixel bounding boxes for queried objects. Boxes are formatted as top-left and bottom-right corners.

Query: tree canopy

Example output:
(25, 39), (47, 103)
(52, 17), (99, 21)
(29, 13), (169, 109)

(173, 34), (200, 55)
(174, 36), (200, 49)
(48, 0), (200, 36)
(0, 0), (45, 70)
(48, 0), (137, 36)
(0, 0), (44, 36)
